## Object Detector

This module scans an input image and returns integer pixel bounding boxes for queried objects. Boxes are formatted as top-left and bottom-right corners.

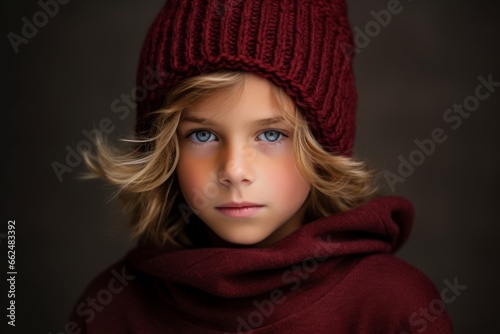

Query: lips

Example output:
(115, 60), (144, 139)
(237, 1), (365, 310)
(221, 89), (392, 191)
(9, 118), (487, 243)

(215, 202), (264, 218)
(215, 206), (263, 218)
(216, 202), (264, 208)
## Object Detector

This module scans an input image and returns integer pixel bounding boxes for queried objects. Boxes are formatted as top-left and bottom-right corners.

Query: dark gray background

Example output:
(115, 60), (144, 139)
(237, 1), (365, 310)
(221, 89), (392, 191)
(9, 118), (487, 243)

(3, 0), (499, 333)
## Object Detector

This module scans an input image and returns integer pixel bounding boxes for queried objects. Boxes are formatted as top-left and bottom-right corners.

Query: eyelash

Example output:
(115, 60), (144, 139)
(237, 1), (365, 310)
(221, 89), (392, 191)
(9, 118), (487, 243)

(184, 129), (289, 147)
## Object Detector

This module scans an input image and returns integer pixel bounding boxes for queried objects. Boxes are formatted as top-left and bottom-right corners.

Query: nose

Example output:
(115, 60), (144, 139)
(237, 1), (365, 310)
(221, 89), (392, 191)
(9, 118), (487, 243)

(217, 142), (256, 186)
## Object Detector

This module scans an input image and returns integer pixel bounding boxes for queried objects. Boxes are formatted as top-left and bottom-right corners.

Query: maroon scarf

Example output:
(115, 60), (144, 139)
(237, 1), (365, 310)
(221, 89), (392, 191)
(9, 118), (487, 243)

(69, 196), (453, 333)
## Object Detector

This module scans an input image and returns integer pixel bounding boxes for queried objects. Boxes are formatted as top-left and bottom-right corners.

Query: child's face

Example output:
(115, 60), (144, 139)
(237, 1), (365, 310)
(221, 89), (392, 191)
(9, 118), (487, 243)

(175, 73), (311, 248)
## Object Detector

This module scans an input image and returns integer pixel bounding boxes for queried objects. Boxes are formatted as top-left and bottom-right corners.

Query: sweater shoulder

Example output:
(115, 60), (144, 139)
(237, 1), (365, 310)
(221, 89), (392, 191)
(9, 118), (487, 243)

(352, 253), (440, 301)
(338, 253), (453, 333)
(67, 256), (144, 332)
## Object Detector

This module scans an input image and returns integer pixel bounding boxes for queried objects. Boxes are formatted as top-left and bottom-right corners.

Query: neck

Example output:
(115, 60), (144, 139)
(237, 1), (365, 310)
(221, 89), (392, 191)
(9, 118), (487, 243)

(206, 229), (250, 248)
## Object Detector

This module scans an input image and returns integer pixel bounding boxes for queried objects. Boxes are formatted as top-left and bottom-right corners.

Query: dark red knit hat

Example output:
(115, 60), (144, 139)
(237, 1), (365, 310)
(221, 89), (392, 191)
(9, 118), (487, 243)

(136, 0), (357, 156)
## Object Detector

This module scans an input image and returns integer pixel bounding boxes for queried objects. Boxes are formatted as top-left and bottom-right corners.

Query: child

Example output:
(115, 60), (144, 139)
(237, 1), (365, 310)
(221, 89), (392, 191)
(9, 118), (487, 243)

(69, 0), (453, 333)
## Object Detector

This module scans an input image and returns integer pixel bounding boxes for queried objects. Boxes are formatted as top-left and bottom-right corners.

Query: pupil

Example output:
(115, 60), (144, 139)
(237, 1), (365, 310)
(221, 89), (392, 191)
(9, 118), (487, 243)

(197, 131), (210, 141)
(266, 131), (278, 141)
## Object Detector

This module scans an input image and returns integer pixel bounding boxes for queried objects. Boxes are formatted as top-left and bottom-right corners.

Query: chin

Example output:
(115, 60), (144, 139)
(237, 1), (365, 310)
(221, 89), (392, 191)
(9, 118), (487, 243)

(223, 234), (266, 246)
(213, 229), (271, 247)
(205, 220), (275, 247)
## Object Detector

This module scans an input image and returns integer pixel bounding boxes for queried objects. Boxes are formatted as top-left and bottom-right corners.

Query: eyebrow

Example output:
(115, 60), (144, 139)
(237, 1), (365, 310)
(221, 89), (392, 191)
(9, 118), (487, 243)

(180, 115), (287, 127)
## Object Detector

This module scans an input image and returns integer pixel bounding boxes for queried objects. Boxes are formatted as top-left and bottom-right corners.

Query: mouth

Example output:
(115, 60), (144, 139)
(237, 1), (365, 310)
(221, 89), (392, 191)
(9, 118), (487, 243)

(216, 201), (264, 208)
(215, 205), (264, 218)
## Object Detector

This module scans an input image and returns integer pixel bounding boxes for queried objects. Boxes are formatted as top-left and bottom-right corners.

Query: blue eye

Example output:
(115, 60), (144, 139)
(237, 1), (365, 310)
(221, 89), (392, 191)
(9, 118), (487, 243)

(187, 130), (217, 144)
(257, 130), (285, 143)
(185, 129), (288, 146)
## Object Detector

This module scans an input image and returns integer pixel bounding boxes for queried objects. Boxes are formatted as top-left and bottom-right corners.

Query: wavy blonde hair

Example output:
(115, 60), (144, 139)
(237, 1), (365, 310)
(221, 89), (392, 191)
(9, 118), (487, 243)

(83, 71), (379, 248)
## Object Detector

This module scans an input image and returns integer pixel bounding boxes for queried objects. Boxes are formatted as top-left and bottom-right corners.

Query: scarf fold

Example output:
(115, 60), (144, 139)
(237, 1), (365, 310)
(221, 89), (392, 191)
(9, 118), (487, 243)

(125, 195), (414, 329)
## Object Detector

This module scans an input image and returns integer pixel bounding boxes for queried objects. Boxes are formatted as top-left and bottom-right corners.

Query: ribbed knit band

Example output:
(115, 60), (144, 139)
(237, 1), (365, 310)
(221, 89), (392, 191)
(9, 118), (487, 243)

(136, 0), (357, 156)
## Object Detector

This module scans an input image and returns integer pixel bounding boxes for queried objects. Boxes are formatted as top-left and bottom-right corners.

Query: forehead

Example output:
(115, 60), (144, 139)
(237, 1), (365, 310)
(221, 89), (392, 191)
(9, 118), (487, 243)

(184, 76), (296, 121)
(179, 114), (287, 127)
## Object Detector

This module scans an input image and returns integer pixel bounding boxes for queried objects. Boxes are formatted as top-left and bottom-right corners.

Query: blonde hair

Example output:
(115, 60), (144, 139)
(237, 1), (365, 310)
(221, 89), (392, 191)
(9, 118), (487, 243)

(83, 71), (379, 248)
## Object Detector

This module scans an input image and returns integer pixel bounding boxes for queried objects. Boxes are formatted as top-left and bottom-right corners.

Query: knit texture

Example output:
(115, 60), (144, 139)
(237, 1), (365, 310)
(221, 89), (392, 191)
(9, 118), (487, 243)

(135, 0), (357, 156)
(68, 196), (454, 333)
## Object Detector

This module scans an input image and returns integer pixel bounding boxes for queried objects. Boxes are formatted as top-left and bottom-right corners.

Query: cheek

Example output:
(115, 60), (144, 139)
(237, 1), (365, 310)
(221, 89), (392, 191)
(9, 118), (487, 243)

(264, 157), (309, 195)
(176, 157), (211, 200)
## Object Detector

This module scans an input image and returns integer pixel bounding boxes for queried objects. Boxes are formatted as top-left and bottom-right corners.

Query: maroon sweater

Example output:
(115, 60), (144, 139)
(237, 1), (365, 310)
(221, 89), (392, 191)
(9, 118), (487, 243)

(68, 196), (453, 333)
